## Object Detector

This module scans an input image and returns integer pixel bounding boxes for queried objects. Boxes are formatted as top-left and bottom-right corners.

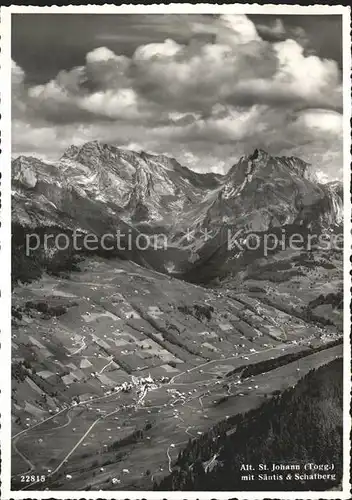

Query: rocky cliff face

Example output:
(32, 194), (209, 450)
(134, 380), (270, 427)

(320, 181), (344, 226)
(13, 141), (223, 231)
(199, 148), (341, 232)
(12, 142), (343, 282)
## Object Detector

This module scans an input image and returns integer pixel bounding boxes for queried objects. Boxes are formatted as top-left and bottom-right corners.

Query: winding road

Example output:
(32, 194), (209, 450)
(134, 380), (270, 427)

(20, 408), (121, 491)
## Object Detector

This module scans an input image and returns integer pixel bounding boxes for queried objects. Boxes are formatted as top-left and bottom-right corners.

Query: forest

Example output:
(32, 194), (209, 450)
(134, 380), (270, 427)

(155, 358), (343, 491)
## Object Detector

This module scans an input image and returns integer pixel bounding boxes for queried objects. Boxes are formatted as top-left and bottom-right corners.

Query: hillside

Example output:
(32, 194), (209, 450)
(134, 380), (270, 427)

(156, 358), (343, 491)
(12, 142), (343, 283)
(11, 143), (344, 491)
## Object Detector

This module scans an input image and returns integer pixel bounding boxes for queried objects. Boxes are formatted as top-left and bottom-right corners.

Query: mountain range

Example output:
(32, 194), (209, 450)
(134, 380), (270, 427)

(11, 142), (344, 491)
(12, 141), (343, 282)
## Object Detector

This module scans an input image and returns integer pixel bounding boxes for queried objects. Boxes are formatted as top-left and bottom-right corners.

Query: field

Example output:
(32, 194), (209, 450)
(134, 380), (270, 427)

(11, 255), (343, 491)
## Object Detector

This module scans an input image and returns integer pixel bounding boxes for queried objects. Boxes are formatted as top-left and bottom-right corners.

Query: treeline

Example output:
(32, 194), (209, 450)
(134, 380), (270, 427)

(225, 337), (342, 379)
(12, 223), (84, 285)
(12, 221), (133, 286)
(309, 292), (343, 310)
(155, 358), (343, 491)
(12, 360), (31, 382)
(178, 304), (214, 322)
(259, 294), (340, 329)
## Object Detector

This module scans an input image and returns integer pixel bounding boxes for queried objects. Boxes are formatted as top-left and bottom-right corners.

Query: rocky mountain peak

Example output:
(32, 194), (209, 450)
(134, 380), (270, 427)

(249, 148), (269, 162)
(61, 141), (118, 166)
(324, 180), (343, 196)
(226, 149), (314, 184)
(12, 156), (39, 188)
(12, 143), (343, 254)
(12, 155), (62, 189)
(60, 144), (81, 160)
(73, 141), (107, 166)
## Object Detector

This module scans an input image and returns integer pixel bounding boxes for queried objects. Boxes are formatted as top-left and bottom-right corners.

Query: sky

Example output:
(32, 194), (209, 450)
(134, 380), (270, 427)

(12, 13), (343, 181)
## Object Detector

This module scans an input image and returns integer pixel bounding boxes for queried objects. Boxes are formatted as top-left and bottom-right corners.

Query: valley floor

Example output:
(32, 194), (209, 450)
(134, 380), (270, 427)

(11, 256), (342, 491)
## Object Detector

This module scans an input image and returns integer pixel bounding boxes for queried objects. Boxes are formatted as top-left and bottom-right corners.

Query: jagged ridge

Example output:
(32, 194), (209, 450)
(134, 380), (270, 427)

(12, 142), (343, 280)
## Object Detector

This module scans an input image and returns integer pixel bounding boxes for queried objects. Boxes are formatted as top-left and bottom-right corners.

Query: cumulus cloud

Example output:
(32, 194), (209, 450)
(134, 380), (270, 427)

(255, 18), (286, 39)
(217, 14), (261, 45)
(293, 109), (342, 134)
(12, 14), (343, 180)
(12, 60), (25, 86)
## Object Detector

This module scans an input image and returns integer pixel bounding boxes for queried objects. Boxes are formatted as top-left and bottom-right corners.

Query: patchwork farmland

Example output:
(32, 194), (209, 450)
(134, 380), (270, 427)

(11, 256), (342, 491)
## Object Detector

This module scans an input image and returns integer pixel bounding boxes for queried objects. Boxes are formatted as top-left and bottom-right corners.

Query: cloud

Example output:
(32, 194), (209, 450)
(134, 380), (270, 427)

(12, 60), (25, 85)
(255, 18), (286, 39)
(293, 109), (342, 135)
(217, 14), (261, 45)
(255, 17), (311, 50)
(12, 15), (343, 180)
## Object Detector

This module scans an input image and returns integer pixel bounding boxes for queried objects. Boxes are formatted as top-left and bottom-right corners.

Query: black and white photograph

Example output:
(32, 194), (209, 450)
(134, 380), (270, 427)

(1, 4), (351, 499)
